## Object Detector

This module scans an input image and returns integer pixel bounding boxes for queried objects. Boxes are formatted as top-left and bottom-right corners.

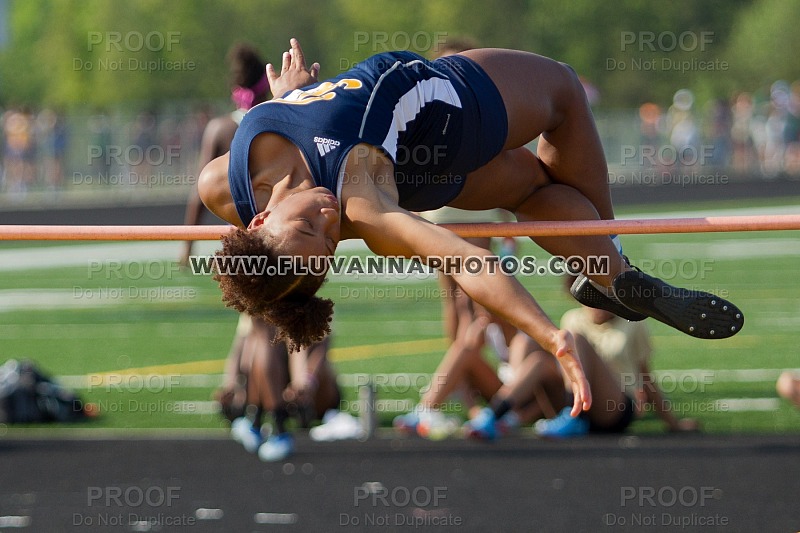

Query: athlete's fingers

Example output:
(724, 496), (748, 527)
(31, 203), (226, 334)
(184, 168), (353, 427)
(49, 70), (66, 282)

(571, 376), (592, 416)
(571, 390), (583, 418)
(289, 37), (305, 70)
(281, 51), (291, 74)
(309, 62), (320, 80)
(584, 378), (592, 411)
(554, 328), (592, 415)
(566, 369), (584, 417)
(266, 64), (278, 85)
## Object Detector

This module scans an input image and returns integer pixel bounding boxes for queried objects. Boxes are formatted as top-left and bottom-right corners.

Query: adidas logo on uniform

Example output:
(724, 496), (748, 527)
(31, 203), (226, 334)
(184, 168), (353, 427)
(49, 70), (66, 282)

(314, 136), (340, 156)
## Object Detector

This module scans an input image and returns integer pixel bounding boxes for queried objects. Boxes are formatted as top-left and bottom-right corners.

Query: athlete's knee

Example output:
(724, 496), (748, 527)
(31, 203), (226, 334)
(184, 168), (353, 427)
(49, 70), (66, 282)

(555, 61), (587, 105)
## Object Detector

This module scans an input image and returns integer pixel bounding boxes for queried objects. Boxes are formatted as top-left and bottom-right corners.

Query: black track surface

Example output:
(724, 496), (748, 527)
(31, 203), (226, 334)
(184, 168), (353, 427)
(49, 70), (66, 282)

(1, 433), (798, 532)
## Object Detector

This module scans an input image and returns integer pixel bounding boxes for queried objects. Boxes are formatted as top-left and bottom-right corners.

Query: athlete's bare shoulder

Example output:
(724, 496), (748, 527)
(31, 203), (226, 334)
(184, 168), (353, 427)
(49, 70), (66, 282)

(198, 152), (242, 227)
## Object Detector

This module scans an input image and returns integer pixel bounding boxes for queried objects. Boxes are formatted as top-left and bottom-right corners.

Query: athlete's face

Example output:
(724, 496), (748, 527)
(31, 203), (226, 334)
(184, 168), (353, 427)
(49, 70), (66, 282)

(249, 187), (341, 261)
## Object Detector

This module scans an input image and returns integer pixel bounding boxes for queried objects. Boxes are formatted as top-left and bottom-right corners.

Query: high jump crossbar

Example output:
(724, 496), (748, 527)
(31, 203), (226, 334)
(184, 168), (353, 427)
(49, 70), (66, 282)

(0, 214), (799, 241)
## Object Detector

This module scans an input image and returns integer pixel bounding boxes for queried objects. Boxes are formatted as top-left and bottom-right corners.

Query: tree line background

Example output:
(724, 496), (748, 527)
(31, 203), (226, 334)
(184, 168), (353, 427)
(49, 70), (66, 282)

(0, 0), (797, 110)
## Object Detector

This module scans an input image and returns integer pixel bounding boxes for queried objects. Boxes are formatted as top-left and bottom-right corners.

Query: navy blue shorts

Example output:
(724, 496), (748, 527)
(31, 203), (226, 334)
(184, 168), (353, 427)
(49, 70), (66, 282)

(392, 54), (508, 211)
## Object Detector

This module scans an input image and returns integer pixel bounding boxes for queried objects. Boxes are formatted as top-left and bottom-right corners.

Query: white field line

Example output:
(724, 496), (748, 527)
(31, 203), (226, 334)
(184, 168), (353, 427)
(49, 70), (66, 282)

(58, 368), (800, 390)
(0, 241), (217, 271)
(171, 400), (219, 415)
(0, 287), (200, 311)
(714, 398), (782, 412)
(0, 322), (234, 338)
(644, 237), (800, 259)
(56, 368), (794, 414)
(0, 239), (367, 272)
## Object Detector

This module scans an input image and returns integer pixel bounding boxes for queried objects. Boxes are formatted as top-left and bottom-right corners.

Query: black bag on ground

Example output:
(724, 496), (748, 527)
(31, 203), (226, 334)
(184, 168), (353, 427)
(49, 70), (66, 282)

(0, 359), (89, 424)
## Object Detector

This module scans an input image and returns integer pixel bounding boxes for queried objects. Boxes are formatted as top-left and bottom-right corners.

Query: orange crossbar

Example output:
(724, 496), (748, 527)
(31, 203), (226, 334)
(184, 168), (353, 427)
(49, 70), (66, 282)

(0, 214), (799, 241)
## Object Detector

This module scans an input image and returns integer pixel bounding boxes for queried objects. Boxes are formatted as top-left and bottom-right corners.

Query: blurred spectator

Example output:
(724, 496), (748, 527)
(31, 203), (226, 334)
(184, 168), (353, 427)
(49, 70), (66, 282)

(177, 105), (212, 178)
(730, 92), (756, 172)
(702, 98), (732, 167)
(220, 317), (343, 461)
(87, 109), (113, 176)
(129, 110), (157, 185)
(157, 115), (182, 181)
(3, 78), (799, 201)
(36, 108), (68, 191)
(666, 89), (699, 170)
(638, 102), (663, 168)
(762, 81), (791, 177)
(783, 80), (800, 174)
(1, 107), (36, 198)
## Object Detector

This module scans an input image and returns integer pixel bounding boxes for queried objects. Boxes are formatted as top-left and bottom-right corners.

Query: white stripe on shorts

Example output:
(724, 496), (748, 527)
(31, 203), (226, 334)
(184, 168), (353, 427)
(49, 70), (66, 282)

(359, 60), (462, 159)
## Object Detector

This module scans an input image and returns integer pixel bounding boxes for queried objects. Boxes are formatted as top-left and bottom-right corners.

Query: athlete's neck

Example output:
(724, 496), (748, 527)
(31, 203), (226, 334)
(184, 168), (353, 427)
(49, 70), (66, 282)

(248, 132), (315, 211)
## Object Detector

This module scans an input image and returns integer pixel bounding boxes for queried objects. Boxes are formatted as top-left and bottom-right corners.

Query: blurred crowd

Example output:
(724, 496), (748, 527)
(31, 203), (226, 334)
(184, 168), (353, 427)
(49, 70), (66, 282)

(2, 80), (799, 202)
(0, 105), (217, 200)
(635, 80), (800, 176)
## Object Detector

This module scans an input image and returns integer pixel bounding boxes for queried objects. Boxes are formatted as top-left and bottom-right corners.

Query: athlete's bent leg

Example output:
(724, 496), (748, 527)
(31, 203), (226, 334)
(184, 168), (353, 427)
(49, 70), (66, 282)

(461, 48), (614, 221)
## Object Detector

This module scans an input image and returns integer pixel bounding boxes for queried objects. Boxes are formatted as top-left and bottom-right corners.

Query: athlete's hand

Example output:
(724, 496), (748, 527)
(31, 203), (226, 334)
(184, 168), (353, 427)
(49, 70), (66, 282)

(267, 38), (320, 98)
(554, 329), (592, 416)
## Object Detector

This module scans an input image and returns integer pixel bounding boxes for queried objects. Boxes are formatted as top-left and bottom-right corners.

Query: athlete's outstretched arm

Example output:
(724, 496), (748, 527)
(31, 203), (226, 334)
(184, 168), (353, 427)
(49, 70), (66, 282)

(341, 162), (591, 415)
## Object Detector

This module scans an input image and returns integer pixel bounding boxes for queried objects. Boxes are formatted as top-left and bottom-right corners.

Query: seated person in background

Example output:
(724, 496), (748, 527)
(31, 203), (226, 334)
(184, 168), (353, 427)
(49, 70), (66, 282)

(524, 331), (639, 439)
(217, 316), (342, 461)
(392, 306), (536, 440)
(460, 285), (702, 439)
(394, 305), (638, 441)
(560, 303), (700, 433)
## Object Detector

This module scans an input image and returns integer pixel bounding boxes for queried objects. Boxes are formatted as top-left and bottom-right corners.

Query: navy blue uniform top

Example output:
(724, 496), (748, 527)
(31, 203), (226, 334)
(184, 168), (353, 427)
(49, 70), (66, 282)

(228, 51), (507, 226)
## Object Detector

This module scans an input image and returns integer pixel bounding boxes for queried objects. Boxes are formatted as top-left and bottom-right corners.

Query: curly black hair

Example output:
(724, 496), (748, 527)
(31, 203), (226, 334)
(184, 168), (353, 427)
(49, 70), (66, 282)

(213, 228), (333, 352)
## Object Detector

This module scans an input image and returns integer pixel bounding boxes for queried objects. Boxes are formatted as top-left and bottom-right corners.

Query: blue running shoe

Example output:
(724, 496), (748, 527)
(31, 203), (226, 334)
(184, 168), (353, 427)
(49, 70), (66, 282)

(534, 407), (589, 439)
(464, 407), (498, 441)
(231, 417), (263, 453)
(258, 433), (294, 462)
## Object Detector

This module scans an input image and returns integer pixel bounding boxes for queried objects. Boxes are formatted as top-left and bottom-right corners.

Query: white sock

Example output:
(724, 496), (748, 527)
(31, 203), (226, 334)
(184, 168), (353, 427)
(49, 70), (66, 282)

(610, 234), (623, 255)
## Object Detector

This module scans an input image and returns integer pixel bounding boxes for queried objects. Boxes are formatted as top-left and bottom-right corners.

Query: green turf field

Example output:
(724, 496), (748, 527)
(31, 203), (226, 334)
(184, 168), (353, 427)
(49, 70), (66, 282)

(1, 198), (799, 436)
